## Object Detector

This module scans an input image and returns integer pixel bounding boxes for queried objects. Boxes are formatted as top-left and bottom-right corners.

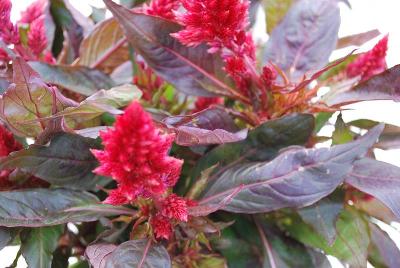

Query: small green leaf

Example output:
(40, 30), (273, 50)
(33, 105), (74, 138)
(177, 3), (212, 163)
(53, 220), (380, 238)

(21, 225), (64, 268)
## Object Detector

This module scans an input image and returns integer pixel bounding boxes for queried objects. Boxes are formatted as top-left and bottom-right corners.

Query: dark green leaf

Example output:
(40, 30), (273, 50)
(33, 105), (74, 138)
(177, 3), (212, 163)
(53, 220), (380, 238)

(85, 239), (171, 268)
(29, 62), (115, 96)
(21, 225), (64, 268)
(314, 112), (333, 133)
(104, 0), (238, 98)
(285, 209), (370, 266)
(325, 65), (400, 106)
(193, 125), (383, 215)
(0, 133), (105, 190)
(192, 113), (314, 180)
(0, 188), (133, 227)
(298, 192), (344, 244)
(345, 158), (400, 219)
(264, 0), (340, 81)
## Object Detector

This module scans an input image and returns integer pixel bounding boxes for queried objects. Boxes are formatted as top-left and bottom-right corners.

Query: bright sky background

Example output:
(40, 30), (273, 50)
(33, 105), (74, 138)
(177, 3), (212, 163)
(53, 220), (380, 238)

(3, 0), (400, 267)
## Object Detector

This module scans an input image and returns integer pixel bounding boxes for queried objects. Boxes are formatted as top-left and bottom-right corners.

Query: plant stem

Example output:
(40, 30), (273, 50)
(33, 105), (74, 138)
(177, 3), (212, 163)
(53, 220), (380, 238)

(7, 247), (22, 268)
(254, 216), (277, 268)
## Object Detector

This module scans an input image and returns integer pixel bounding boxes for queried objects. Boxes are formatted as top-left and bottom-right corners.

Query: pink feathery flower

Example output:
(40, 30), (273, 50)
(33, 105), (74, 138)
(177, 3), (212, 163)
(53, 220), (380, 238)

(92, 101), (183, 205)
(160, 194), (189, 222)
(173, 0), (250, 47)
(224, 55), (251, 94)
(151, 214), (173, 240)
(0, 0), (19, 44)
(143, 0), (180, 20)
(20, 0), (44, 24)
(261, 65), (277, 88)
(347, 35), (389, 81)
(28, 18), (47, 56)
(0, 124), (22, 157)
(193, 97), (224, 113)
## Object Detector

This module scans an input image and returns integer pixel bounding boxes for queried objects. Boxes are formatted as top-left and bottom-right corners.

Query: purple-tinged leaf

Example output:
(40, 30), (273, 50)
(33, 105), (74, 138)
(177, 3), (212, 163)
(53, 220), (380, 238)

(0, 133), (106, 190)
(325, 65), (400, 106)
(162, 107), (246, 146)
(0, 189), (134, 227)
(192, 113), (315, 181)
(345, 158), (400, 219)
(336, 29), (380, 49)
(85, 243), (117, 268)
(86, 240), (171, 268)
(29, 61), (115, 96)
(103, 0), (239, 98)
(76, 126), (109, 139)
(264, 0), (340, 81)
(369, 223), (400, 268)
(0, 57), (76, 137)
(195, 125), (383, 214)
(349, 119), (400, 150)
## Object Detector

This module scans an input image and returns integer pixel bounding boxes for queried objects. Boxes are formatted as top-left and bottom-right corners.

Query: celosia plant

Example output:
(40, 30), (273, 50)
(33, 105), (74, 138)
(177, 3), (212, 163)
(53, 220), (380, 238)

(0, 0), (399, 267)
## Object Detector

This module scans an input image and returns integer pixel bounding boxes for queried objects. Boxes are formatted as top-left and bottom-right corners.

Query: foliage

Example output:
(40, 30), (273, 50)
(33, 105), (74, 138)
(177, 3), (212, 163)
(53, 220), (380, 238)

(0, 0), (398, 267)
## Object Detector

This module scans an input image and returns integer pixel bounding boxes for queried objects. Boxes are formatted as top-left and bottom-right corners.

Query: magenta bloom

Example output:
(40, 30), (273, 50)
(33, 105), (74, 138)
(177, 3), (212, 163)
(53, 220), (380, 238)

(173, 0), (250, 47)
(92, 101), (183, 205)
(347, 35), (389, 81)
(28, 18), (47, 56)
(143, 0), (180, 20)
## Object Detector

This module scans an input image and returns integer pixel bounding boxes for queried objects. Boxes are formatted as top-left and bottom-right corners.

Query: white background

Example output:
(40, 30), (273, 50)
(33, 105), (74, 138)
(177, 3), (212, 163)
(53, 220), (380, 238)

(2, 0), (400, 267)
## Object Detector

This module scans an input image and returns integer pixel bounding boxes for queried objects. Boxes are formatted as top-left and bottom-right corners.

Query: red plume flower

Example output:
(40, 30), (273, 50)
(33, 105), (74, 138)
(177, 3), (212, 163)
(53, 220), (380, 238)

(92, 101), (183, 205)
(346, 35), (389, 81)
(28, 18), (47, 56)
(143, 0), (180, 20)
(0, 124), (22, 157)
(20, 0), (44, 24)
(173, 0), (250, 47)
(193, 97), (224, 113)
(160, 194), (189, 222)
(151, 214), (173, 240)
(0, 0), (19, 44)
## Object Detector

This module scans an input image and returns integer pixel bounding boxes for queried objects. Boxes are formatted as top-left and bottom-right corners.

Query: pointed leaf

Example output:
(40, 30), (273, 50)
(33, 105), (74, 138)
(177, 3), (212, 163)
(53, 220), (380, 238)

(345, 158), (400, 219)
(336, 29), (380, 49)
(0, 133), (105, 190)
(195, 125), (383, 214)
(325, 65), (400, 106)
(264, 0), (340, 80)
(162, 107), (247, 146)
(29, 62), (115, 96)
(0, 188), (133, 227)
(298, 192), (344, 244)
(21, 225), (64, 268)
(78, 18), (129, 72)
(104, 0), (238, 98)
(0, 58), (75, 137)
(369, 223), (400, 268)
(86, 240), (171, 268)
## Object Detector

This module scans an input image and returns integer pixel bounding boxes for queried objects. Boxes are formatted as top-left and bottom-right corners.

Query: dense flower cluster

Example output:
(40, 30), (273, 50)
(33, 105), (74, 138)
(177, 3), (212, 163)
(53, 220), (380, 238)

(192, 97), (224, 113)
(143, 0), (180, 20)
(0, 0), (53, 62)
(173, 0), (250, 47)
(346, 35), (389, 81)
(92, 101), (183, 205)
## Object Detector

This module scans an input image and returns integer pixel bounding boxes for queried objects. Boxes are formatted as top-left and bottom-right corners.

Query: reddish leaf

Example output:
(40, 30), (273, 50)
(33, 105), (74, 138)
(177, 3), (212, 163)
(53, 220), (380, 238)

(336, 29), (381, 49)
(0, 57), (76, 137)
(162, 107), (247, 146)
(103, 0), (240, 99)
